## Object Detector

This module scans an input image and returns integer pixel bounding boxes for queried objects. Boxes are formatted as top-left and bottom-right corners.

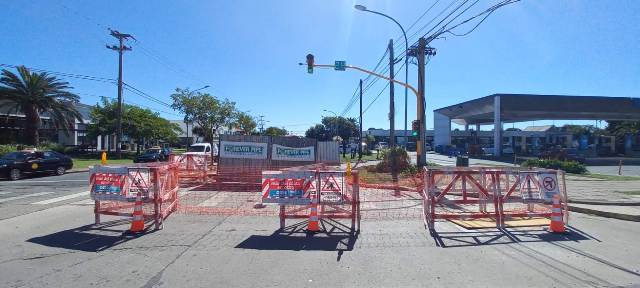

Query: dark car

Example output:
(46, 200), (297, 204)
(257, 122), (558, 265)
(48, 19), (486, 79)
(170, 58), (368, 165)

(134, 148), (170, 163)
(0, 151), (74, 181)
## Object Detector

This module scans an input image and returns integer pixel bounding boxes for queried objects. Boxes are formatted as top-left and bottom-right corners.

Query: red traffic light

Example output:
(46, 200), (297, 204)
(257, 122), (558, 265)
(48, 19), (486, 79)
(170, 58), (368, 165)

(306, 54), (314, 74)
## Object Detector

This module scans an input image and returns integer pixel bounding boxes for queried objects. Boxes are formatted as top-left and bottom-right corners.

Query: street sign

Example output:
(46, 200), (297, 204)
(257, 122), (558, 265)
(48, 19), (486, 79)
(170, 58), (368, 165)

(334, 61), (346, 71)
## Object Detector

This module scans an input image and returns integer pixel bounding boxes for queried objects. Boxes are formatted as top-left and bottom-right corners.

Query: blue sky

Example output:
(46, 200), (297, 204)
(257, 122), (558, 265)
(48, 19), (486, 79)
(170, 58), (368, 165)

(1, 1), (638, 135)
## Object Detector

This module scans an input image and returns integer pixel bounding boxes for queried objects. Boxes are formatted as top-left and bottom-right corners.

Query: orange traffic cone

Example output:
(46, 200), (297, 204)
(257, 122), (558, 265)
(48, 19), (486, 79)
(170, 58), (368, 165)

(129, 192), (145, 233)
(307, 200), (320, 232)
(549, 194), (566, 233)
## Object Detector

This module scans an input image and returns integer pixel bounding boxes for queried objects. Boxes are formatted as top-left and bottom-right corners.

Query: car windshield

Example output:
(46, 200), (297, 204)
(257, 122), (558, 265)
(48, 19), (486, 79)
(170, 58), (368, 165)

(144, 149), (161, 155)
(1, 152), (27, 161)
(188, 145), (206, 152)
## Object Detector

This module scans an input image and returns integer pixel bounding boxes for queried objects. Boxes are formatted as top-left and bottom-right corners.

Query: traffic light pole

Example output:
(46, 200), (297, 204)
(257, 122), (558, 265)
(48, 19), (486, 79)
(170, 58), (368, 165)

(359, 79), (363, 159)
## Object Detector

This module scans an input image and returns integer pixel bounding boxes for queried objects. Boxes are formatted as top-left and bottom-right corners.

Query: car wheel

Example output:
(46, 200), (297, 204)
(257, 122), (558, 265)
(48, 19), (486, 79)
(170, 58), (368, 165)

(9, 168), (21, 181)
(55, 166), (66, 176)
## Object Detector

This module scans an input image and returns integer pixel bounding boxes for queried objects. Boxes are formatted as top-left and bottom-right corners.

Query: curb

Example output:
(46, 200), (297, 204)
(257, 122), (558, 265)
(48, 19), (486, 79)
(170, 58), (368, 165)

(569, 206), (640, 222)
(569, 199), (640, 206)
(67, 169), (90, 174)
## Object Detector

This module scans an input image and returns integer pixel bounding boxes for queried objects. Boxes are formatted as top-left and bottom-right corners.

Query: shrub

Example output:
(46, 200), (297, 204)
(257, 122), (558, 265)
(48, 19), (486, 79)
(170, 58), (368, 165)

(521, 159), (587, 174)
(372, 147), (411, 173)
(0, 144), (17, 157)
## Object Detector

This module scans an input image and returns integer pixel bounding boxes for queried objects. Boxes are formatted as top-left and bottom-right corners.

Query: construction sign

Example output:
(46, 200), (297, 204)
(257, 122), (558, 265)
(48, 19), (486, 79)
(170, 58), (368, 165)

(538, 172), (560, 201)
(519, 172), (541, 202)
(128, 168), (151, 198)
(90, 166), (129, 201)
(319, 172), (344, 204)
(261, 171), (315, 205)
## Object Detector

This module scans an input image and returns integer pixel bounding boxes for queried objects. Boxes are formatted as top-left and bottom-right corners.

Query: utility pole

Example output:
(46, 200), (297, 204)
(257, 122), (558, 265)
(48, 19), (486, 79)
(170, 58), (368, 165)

(106, 29), (134, 158)
(359, 79), (363, 159)
(408, 37), (436, 167)
(388, 39), (395, 148)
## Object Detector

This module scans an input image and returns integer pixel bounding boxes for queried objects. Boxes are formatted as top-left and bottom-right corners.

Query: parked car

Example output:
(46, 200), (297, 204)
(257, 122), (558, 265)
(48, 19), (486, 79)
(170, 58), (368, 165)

(185, 142), (218, 157)
(375, 142), (388, 150)
(406, 142), (417, 152)
(425, 143), (433, 151)
(134, 147), (171, 163)
(0, 151), (73, 181)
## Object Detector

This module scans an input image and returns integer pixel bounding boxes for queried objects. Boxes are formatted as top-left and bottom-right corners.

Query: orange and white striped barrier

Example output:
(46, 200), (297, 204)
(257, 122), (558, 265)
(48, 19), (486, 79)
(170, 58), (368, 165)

(549, 194), (566, 233)
(129, 192), (145, 233)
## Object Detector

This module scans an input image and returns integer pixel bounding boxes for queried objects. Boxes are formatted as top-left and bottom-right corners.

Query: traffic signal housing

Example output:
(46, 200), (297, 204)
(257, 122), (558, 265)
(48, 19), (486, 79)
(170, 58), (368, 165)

(306, 54), (314, 74)
(411, 120), (419, 136)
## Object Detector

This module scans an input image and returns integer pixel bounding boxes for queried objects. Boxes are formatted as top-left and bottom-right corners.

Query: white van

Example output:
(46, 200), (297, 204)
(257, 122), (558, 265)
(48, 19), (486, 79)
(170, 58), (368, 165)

(185, 142), (218, 157)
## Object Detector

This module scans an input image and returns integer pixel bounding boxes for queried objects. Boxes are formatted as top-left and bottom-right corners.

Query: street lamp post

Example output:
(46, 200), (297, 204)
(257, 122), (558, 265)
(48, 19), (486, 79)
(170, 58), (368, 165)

(322, 109), (338, 140)
(355, 4), (409, 148)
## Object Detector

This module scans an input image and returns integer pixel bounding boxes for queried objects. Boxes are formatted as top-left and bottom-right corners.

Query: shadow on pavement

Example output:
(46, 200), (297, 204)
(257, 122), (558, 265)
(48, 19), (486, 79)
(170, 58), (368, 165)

(235, 218), (358, 254)
(431, 226), (591, 248)
(27, 219), (155, 252)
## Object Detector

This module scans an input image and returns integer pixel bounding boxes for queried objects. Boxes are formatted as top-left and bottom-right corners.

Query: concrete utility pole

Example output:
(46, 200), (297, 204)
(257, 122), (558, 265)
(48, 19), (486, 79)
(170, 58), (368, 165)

(359, 79), (363, 159)
(388, 39), (395, 148)
(106, 29), (134, 158)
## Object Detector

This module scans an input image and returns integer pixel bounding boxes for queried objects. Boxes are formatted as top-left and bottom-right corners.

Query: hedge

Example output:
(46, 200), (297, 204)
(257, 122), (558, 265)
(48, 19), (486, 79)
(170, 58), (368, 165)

(521, 159), (588, 174)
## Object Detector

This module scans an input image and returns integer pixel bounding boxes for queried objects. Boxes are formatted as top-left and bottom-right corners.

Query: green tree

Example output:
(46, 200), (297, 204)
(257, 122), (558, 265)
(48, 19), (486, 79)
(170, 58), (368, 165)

(0, 66), (83, 145)
(88, 98), (181, 152)
(234, 112), (257, 135)
(305, 124), (329, 140)
(263, 126), (287, 136)
(170, 88), (236, 154)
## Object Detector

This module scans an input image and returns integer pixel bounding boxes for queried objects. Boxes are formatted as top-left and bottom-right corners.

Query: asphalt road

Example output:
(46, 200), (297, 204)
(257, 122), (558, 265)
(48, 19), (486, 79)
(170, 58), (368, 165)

(0, 171), (91, 220)
(0, 207), (638, 287)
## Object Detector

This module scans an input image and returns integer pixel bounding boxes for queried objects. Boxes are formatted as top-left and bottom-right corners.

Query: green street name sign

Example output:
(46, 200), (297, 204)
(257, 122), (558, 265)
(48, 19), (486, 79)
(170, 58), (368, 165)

(334, 61), (346, 71)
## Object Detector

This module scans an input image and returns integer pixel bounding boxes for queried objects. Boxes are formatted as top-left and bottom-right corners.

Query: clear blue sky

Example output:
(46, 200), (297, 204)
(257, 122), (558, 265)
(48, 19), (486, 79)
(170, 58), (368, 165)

(1, 1), (638, 135)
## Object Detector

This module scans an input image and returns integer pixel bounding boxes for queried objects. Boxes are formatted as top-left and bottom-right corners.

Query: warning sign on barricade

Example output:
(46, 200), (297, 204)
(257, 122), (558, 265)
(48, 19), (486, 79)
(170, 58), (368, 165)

(261, 171), (316, 205)
(519, 171), (542, 202)
(90, 166), (129, 201)
(129, 168), (151, 196)
(319, 172), (344, 204)
(539, 172), (559, 201)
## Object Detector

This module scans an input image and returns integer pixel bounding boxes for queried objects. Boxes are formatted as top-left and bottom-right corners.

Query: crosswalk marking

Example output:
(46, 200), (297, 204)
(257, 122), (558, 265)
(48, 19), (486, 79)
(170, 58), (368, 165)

(32, 191), (89, 205)
(0, 192), (54, 203)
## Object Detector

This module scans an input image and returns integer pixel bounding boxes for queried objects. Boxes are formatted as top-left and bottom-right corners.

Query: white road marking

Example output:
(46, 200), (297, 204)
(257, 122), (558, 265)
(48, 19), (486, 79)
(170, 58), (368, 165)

(70, 199), (95, 205)
(0, 192), (14, 195)
(0, 192), (54, 203)
(8, 180), (87, 183)
(32, 191), (89, 205)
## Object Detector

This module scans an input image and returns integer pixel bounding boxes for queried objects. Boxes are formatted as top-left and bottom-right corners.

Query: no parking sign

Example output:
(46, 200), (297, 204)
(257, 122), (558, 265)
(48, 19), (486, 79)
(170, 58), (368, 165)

(538, 172), (559, 201)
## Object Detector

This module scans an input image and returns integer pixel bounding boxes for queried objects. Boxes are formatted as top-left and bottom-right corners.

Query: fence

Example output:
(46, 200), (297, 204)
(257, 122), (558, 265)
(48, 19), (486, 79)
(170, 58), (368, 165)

(423, 167), (568, 232)
(260, 169), (359, 232)
(169, 154), (208, 184)
(90, 162), (179, 230)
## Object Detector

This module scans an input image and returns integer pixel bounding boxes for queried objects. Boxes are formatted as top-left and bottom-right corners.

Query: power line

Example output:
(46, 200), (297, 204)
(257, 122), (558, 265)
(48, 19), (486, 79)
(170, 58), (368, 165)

(0, 63), (116, 84)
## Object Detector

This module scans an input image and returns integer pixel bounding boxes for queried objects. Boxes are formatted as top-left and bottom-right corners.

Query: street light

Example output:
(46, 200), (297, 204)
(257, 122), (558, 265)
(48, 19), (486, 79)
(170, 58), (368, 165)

(192, 85), (210, 92)
(354, 4), (409, 148)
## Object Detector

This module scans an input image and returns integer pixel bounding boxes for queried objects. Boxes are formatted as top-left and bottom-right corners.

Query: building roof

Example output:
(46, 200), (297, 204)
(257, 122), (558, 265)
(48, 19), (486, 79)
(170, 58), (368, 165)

(434, 94), (640, 125)
(523, 125), (555, 132)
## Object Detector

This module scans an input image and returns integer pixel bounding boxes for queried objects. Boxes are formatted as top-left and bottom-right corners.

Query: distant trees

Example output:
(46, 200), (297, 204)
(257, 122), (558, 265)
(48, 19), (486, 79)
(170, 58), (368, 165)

(305, 116), (358, 142)
(171, 88), (236, 144)
(88, 98), (181, 152)
(263, 126), (287, 136)
(0, 66), (83, 145)
(234, 111), (257, 135)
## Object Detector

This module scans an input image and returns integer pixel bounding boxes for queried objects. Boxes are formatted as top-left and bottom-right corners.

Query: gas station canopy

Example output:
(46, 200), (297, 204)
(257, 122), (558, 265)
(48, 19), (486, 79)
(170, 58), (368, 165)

(434, 94), (640, 125)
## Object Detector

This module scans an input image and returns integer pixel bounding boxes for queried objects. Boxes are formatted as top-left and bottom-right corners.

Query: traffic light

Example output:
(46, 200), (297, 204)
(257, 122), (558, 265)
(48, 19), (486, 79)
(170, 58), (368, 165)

(411, 120), (419, 136)
(306, 54), (314, 74)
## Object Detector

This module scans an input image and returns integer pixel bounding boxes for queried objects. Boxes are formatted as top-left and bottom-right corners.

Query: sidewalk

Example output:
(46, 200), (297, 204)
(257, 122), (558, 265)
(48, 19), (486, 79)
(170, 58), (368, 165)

(565, 174), (640, 222)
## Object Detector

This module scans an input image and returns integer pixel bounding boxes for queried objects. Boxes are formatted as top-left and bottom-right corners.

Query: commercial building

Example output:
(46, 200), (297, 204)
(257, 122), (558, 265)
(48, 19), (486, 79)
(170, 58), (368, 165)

(433, 94), (640, 156)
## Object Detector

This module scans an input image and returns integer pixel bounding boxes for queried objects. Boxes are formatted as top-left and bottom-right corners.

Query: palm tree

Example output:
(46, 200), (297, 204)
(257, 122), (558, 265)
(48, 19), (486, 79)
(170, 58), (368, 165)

(0, 66), (83, 145)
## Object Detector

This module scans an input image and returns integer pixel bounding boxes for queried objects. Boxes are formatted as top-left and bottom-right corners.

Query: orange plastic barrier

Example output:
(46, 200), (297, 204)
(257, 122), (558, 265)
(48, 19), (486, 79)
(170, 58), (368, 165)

(423, 167), (568, 232)
(90, 162), (179, 231)
(169, 154), (208, 184)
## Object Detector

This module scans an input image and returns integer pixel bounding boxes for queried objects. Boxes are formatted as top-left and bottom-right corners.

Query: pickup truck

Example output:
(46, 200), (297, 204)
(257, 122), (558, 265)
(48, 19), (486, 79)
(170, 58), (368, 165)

(185, 143), (218, 157)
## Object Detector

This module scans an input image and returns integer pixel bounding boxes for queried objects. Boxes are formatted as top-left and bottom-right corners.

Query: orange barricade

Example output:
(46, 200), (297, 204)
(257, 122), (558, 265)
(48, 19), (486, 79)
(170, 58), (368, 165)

(423, 167), (568, 232)
(169, 154), (208, 184)
(90, 162), (179, 231)
(260, 169), (360, 233)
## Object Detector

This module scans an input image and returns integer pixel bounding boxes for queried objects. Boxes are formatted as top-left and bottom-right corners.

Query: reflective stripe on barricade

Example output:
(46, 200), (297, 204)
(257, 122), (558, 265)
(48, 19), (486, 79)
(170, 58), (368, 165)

(91, 162), (180, 232)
